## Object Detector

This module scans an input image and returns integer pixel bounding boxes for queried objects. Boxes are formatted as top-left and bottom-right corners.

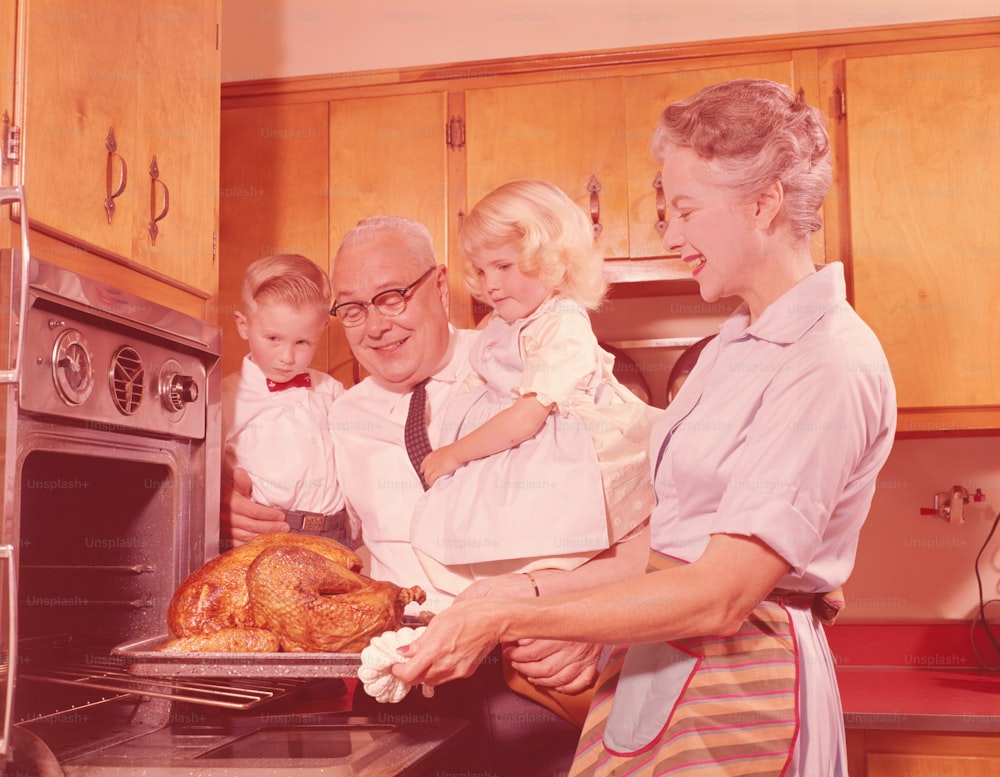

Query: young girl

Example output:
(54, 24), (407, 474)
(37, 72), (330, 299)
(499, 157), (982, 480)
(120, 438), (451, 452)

(409, 179), (659, 597)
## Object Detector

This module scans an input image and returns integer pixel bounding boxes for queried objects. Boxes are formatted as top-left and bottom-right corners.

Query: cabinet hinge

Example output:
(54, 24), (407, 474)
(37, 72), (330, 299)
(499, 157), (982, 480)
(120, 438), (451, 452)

(2, 111), (21, 166)
(213, 232), (218, 265)
(834, 86), (846, 121)
(446, 116), (465, 150)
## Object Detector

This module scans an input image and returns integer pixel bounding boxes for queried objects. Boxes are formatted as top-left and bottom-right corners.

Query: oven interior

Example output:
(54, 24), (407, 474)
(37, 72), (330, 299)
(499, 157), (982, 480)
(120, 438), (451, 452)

(10, 445), (467, 775)
(16, 443), (193, 760)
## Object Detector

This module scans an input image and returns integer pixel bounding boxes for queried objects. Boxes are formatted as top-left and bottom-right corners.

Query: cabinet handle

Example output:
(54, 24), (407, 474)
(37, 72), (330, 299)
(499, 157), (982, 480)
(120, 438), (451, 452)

(104, 127), (128, 225)
(0, 187), (31, 387)
(652, 172), (668, 238)
(587, 174), (603, 239)
(147, 155), (170, 246)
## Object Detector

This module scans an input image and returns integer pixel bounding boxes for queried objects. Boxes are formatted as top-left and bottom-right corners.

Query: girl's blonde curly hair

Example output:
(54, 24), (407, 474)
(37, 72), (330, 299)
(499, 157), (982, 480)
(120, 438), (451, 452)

(459, 179), (607, 310)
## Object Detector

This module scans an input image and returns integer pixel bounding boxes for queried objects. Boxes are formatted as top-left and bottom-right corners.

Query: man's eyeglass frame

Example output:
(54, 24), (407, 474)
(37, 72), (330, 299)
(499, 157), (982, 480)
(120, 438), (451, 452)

(330, 266), (436, 327)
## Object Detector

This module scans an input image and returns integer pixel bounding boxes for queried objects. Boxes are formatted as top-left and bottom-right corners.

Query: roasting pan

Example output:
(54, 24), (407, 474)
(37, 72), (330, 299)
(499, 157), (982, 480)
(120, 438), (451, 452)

(112, 634), (363, 678)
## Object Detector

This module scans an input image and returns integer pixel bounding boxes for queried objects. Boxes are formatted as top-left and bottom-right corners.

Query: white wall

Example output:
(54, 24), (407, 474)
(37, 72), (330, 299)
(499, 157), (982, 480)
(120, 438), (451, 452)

(849, 437), (1000, 622)
(221, 0), (999, 81)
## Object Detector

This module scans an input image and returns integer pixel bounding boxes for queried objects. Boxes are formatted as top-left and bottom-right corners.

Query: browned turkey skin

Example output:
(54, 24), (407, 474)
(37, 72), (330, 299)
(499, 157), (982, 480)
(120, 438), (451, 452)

(248, 545), (425, 652)
(161, 534), (425, 653)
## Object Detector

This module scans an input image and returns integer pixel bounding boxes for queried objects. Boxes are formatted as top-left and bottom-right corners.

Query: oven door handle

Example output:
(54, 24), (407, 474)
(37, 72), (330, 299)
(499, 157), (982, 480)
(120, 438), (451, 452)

(0, 186), (32, 385)
(0, 544), (16, 757)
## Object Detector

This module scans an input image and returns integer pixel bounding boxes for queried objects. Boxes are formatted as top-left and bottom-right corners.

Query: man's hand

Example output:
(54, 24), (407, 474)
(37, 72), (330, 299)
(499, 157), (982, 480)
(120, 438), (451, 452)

(221, 466), (288, 546)
(504, 639), (601, 695)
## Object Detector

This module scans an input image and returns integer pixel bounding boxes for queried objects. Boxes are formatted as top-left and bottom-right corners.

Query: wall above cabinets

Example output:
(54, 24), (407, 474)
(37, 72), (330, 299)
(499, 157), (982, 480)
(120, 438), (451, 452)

(219, 16), (1000, 433)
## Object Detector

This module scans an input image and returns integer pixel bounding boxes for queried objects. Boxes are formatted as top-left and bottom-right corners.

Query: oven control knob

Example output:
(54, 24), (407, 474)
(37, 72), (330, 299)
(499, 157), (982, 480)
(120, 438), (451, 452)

(163, 373), (199, 412)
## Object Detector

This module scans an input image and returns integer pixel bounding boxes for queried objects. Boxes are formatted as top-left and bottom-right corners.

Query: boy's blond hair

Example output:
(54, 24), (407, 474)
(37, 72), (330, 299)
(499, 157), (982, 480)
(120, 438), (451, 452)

(240, 254), (332, 315)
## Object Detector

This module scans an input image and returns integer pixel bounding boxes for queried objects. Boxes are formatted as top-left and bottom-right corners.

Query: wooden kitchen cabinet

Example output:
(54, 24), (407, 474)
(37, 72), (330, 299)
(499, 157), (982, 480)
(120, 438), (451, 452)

(464, 54), (816, 268)
(464, 77), (630, 258)
(219, 17), (1000, 432)
(828, 40), (1000, 432)
(329, 90), (451, 334)
(16, 0), (220, 296)
(329, 92), (448, 261)
(217, 101), (343, 381)
(846, 729), (1000, 776)
(622, 55), (803, 259)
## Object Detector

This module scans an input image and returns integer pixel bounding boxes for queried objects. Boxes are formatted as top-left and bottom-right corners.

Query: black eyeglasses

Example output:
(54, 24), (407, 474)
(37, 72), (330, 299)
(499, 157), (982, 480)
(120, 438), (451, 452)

(330, 267), (436, 327)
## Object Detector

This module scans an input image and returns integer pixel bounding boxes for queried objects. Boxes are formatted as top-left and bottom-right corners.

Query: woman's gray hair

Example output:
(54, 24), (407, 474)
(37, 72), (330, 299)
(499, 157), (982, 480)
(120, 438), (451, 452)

(652, 78), (832, 238)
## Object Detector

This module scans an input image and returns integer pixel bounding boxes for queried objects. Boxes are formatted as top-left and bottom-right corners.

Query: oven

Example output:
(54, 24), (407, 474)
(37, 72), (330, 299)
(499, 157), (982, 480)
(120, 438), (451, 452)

(1, 188), (463, 776)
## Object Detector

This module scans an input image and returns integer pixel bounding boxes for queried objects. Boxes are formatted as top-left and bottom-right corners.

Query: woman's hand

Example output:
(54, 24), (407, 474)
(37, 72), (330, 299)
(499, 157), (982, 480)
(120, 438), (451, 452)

(455, 572), (539, 602)
(420, 445), (463, 486)
(393, 599), (504, 688)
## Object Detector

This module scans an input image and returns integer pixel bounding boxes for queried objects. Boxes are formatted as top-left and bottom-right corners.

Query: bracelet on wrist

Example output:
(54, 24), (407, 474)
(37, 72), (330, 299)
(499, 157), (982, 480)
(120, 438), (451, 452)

(522, 571), (540, 597)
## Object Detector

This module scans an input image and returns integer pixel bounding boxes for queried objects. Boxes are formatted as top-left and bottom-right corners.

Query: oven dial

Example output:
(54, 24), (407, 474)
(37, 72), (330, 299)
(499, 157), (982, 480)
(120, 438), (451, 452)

(52, 329), (94, 405)
(159, 362), (199, 413)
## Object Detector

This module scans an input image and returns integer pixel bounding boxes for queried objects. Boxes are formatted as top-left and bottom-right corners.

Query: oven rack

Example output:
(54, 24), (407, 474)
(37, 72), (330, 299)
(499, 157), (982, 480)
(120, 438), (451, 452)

(22, 662), (305, 712)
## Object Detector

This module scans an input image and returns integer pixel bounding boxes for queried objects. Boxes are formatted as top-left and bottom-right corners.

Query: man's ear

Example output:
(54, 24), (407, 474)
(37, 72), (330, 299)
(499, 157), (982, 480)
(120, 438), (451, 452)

(434, 263), (450, 310)
(754, 180), (784, 231)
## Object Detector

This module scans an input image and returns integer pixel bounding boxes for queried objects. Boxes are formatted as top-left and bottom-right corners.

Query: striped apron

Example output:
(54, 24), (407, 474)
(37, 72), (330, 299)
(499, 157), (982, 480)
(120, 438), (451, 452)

(569, 552), (844, 777)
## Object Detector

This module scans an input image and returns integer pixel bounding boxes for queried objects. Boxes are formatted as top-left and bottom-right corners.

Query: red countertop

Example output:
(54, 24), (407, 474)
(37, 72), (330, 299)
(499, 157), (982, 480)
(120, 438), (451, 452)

(827, 622), (1000, 732)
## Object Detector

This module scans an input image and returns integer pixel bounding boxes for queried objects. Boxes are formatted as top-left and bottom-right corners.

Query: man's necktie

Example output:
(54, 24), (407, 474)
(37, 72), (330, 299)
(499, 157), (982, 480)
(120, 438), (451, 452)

(404, 379), (433, 490)
(266, 372), (312, 392)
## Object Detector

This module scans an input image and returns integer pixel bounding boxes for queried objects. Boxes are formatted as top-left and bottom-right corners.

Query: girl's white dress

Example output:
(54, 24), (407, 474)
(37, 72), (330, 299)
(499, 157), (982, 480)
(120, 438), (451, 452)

(410, 296), (658, 595)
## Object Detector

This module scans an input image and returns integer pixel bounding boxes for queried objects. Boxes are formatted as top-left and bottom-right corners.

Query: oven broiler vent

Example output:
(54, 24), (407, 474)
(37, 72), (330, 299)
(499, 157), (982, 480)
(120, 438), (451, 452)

(110, 346), (145, 415)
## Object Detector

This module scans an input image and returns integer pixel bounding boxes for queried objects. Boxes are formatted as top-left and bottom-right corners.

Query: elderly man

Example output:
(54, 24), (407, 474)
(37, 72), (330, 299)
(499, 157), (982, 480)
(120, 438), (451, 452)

(222, 216), (649, 776)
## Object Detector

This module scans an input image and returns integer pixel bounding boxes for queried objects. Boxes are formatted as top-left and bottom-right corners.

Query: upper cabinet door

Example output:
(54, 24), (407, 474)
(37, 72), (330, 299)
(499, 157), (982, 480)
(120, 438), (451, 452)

(465, 77), (630, 258)
(133, 0), (220, 293)
(22, 4), (141, 259)
(217, 101), (332, 381)
(19, 0), (220, 295)
(329, 91), (448, 261)
(329, 91), (450, 358)
(845, 46), (1000, 423)
(623, 58), (799, 260)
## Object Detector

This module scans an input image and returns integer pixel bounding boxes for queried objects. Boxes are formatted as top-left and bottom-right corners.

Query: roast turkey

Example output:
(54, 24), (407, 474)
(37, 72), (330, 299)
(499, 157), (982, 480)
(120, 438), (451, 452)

(248, 545), (425, 652)
(161, 534), (425, 653)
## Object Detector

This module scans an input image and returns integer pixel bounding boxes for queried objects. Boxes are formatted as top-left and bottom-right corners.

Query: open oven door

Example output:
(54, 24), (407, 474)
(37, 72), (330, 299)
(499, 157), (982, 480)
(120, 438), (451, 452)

(0, 186), (29, 759)
(0, 546), (14, 759)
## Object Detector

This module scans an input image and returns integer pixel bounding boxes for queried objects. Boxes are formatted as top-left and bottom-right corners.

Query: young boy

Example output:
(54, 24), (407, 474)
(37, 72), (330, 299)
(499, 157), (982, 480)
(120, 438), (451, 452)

(223, 254), (345, 543)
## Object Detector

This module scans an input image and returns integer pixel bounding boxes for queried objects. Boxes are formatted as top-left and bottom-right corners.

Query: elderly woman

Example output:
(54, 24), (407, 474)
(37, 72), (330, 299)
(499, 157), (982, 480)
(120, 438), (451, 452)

(395, 78), (897, 777)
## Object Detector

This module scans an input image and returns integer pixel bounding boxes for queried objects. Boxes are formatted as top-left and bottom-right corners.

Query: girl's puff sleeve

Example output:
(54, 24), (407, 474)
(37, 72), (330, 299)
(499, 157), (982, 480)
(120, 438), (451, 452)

(518, 308), (600, 412)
